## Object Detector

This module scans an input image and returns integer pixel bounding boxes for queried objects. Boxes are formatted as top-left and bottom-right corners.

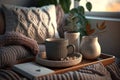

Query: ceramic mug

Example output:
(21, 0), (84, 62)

(45, 38), (75, 60)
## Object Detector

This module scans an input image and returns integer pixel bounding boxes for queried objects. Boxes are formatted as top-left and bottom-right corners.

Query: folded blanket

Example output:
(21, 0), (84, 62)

(0, 69), (21, 80)
(0, 32), (39, 68)
(0, 45), (33, 68)
(0, 32), (39, 55)
(106, 62), (120, 80)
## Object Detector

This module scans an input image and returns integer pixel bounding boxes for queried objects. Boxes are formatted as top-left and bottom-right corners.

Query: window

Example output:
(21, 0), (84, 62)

(80, 0), (120, 12)
(74, 0), (120, 18)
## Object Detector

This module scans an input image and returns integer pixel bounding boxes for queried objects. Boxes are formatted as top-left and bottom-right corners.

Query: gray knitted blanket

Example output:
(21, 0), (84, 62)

(0, 46), (33, 68)
(0, 32), (39, 55)
(0, 61), (120, 80)
(38, 62), (112, 80)
(0, 32), (39, 68)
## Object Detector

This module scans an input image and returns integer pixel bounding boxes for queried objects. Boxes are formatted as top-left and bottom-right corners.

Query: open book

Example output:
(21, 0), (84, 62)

(12, 62), (54, 80)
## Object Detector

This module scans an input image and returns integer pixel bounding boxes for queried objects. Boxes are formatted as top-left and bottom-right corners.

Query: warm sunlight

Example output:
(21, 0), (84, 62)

(80, 0), (120, 12)
(106, 2), (120, 11)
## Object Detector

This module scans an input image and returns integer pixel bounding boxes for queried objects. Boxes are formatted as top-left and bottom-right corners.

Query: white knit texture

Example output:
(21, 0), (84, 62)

(2, 4), (59, 43)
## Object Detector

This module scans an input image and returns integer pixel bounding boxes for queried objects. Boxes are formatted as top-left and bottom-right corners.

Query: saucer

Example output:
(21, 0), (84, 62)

(36, 52), (82, 68)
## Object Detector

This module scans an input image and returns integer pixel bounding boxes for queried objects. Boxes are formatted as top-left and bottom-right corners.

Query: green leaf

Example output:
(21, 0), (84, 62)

(59, 0), (71, 13)
(77, 6), (85, 15)
(70, 8), (78, 14)
(86, 2), (92, 11)
(79, 29), (87, 36)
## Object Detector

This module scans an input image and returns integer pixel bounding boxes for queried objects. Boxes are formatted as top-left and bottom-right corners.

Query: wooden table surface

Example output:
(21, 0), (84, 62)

(50, 53), (115, 74)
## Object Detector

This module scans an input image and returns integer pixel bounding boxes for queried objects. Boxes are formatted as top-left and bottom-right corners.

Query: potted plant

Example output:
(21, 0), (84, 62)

(64, 0), (92, 34)
(37, 0), (92, 52)
(63, 0), (92, 52)
(37, 0), (92, 36)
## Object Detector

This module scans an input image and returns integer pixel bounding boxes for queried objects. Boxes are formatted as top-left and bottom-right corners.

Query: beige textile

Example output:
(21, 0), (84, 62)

(0, 45), (32, 68)
(2, 4), (59, 43)
(0, 32), (39, 68)
(0, 32), (39, 55)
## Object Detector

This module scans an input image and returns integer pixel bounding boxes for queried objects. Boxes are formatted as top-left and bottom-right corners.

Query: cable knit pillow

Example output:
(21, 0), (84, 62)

(2, 4), (59, 43)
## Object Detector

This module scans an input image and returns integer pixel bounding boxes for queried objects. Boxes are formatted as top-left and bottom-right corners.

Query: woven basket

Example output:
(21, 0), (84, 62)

(36, 53), (82, 68)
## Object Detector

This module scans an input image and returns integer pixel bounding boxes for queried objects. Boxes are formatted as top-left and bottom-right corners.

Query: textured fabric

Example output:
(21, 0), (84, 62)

(55, 5), (65, 38)
(57, 14), (69, 38)
(74, 62), (112, 80)
(0, 45), (33, 68)
(55, 4), (64, 28)
(0, 69), (21, 80)
(35, 62), (112, 80)
(2, 4), (59, 43)
(39, 44), (46, 52)
(2, 61), (120, 80)
(106, 62), (120, 80)
(0, 32), (39, 55)
(38, 72), (74, 80)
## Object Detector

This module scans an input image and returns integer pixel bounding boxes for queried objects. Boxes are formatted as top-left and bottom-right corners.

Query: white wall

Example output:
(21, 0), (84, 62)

(87, 16), (120, 58)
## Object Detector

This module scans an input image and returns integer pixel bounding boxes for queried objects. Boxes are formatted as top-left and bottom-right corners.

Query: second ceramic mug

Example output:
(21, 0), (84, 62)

(45, 38), (75, 60)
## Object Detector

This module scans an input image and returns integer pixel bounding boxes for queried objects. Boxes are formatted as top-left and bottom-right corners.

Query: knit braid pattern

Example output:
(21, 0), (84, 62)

(0, 32), (39, 55)
(2, 4), (59, 44)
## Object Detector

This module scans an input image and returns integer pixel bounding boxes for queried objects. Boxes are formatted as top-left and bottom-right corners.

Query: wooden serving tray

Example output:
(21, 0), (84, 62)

(11, 53), (115, 79)
(50, 53), (115, 74)
(18, 53), (115, 75)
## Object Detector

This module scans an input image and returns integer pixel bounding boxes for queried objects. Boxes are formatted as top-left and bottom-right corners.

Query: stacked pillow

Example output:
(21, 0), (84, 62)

(2, 4), (60, 43)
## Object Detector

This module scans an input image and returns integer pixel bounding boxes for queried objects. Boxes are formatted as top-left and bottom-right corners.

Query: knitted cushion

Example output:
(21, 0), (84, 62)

(55, 4), (64, 28)
(0, 32), (39, 55)
(55, 5), (65, 38)
(57, 14), (68, 38)
(2, 4), (59, 43)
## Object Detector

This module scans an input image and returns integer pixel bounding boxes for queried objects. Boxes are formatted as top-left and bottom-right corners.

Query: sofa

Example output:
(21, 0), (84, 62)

(0, 1), (120, 80)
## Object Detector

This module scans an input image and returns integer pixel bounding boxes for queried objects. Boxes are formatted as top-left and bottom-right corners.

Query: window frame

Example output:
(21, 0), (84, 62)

(85, 12), (120, 19)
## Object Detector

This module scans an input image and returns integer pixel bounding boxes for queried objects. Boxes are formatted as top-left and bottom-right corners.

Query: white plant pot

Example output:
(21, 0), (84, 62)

(64, 31), (80, 53)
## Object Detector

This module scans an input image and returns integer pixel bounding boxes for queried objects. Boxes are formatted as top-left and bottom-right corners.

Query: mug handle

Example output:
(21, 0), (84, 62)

(67, 44), (75, 54)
